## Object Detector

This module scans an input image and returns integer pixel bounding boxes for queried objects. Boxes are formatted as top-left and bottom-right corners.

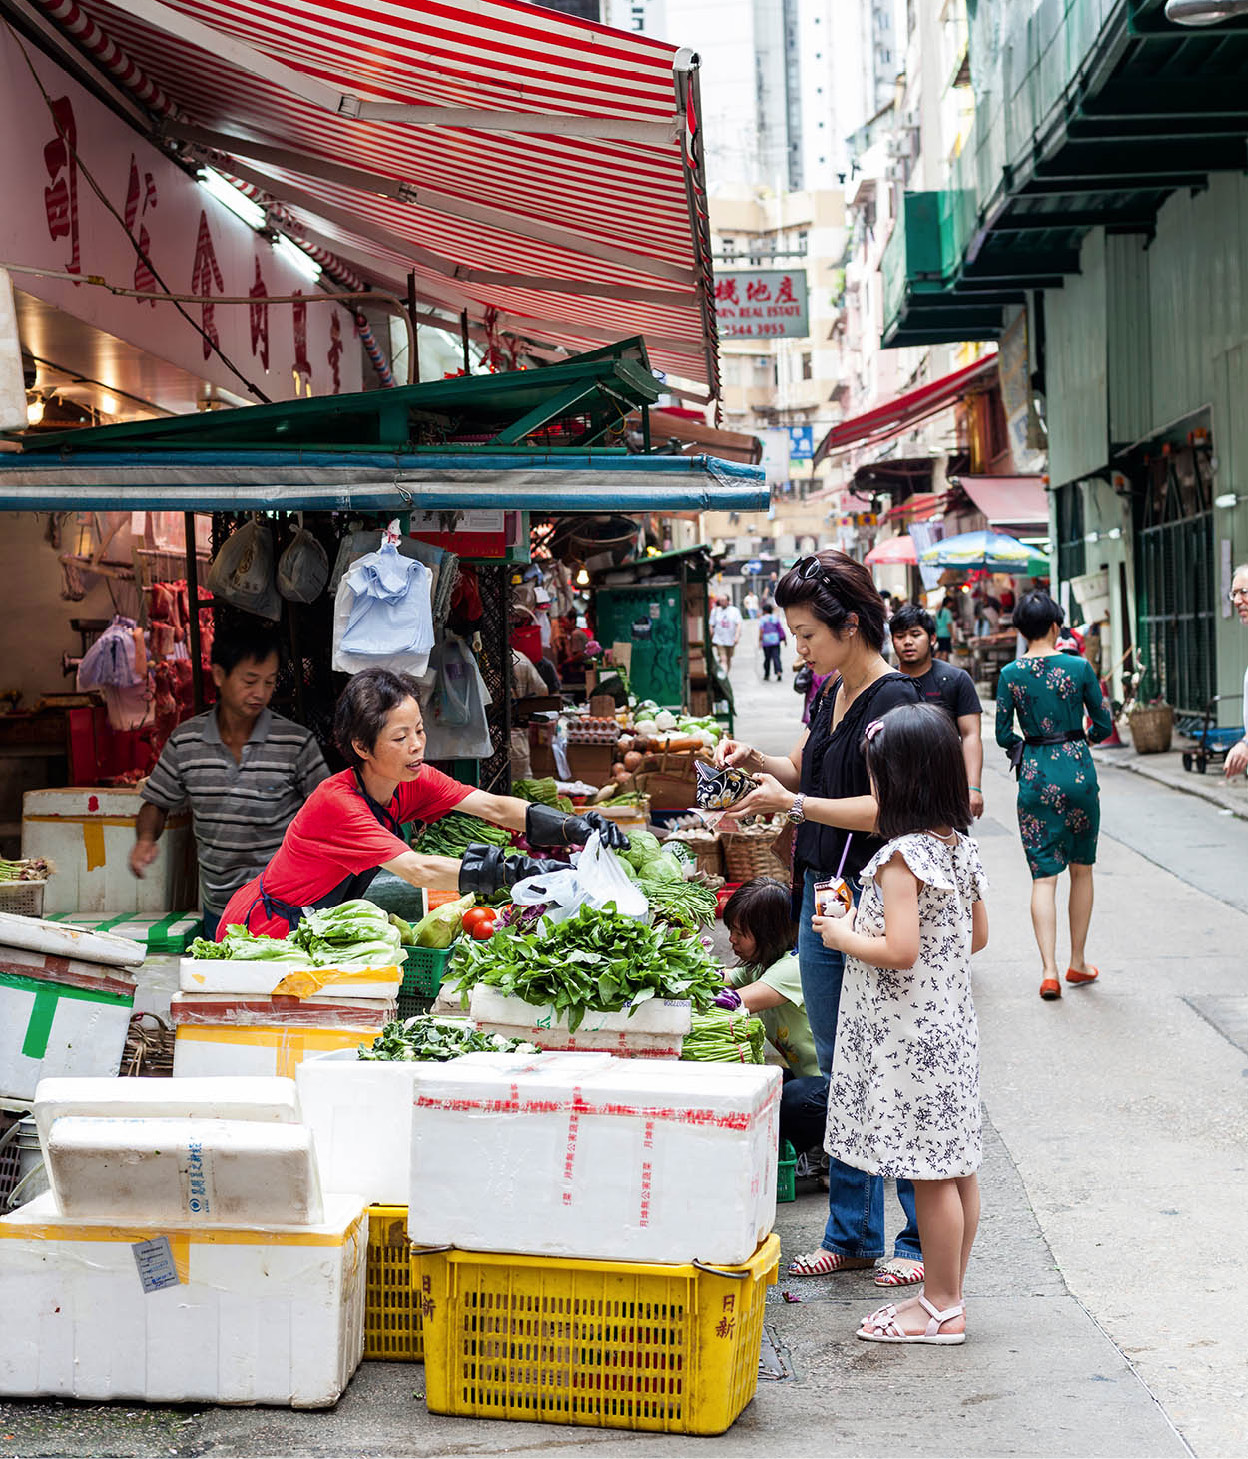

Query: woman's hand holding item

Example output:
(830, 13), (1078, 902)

(734, 771), (795, 818)
(714, 736), (758, 770)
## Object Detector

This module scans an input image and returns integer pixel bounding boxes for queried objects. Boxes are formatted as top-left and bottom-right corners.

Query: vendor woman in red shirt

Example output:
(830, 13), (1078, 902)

(216, 666), (628, 938)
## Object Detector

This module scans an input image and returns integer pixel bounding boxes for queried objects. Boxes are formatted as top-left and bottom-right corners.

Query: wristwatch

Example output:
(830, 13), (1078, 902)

(787, 794), (806, 826)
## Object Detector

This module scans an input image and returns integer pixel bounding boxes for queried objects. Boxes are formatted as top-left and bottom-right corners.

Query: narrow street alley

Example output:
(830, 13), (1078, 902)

(5, 663), (1245, 1457)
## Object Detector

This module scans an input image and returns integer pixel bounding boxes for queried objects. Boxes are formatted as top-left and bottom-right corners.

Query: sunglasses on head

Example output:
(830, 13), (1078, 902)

(794, 555), (827, 583)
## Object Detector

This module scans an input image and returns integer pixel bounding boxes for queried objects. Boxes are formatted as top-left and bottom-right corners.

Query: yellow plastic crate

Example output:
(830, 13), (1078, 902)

(364, 1206), (423, 1362)
(412, 1233), (780, 1435)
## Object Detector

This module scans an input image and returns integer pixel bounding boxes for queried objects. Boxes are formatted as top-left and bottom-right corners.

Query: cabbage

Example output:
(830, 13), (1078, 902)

(639, 856), (684, 885)
(634, 718), (659, 738)
(654, 710), (678, 732)
(623, 829), (663, 869)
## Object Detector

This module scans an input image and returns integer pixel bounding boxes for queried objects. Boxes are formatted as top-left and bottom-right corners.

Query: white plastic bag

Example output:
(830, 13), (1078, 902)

(206, 518), (280, 621)
(277, 527), (329, 603)
(509, 833), (648, 924)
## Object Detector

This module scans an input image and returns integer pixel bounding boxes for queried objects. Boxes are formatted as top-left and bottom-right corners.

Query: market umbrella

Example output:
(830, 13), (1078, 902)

(919, 529), (1049, 576)
(864, 535), (918, 567)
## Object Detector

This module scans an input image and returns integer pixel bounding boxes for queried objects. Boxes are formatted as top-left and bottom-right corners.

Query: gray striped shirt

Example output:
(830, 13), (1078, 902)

(142, 708), (329, 912)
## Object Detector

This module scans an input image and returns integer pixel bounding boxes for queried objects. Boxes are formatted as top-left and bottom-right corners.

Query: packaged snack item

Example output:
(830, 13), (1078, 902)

(814, 877), (853, 918)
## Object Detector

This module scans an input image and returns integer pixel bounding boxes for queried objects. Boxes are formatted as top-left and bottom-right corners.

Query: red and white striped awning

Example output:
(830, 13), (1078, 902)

(31, 0), (719, 392)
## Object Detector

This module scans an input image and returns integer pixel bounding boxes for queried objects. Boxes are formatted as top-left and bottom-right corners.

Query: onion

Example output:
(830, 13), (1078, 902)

(623, 750), (643, 772)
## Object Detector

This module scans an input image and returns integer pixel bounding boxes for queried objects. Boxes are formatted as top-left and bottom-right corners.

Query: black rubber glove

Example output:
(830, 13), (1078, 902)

(525, 802), (631, 852)
(457, 845), (554, 898)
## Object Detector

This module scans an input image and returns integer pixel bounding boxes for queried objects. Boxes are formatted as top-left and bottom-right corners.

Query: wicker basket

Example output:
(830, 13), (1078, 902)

(122, 1012), (175, 1077)
(666, 830), (723, 878)
(1127, 703), (1173, 754)
(0, 881), (46, 918)
(721, 824), (789, 885)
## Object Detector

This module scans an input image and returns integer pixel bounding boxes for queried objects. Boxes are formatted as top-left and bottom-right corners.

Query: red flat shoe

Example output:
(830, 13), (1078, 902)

(1039, 979), (1061, 1000)
(1065, 965), (1099, 986)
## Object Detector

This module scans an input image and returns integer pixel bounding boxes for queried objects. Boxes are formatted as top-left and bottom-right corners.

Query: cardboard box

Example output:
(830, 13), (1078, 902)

(408, 1052), (781, 1265)
(566, 743), (615, 783)
(22, 788), (197, 915)
(0, 1192), (366, 1408)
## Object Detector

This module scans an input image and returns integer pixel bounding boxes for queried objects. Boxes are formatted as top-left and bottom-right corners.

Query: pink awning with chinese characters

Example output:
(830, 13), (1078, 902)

(27, 0), (719, 391)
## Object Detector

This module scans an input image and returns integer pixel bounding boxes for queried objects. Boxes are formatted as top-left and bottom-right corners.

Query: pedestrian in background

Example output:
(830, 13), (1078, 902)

(995, 591), (1113, 1001)
(814, 704), (987, 1345)
(891, 603), (985, 818)
(759, 599), (787, 682)
(715, 549), (924, 1288)
(934, 597), (956, 660)
(1225, 562), (1248, 780)
(710, 593), (742, 675)
(743, 589), (760, 620)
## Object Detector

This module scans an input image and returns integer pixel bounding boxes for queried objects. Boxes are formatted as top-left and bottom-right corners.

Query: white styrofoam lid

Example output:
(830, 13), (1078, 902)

(2, 1187), (367, 1237)
(34, 1076), (301, 1150)
(411, 1051), (781, 1114)
(0, 912), (145, 968)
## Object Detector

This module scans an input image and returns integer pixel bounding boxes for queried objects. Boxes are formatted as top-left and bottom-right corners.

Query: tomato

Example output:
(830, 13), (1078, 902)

(469, 919), (497, 940)
(461, 907), (495, 935)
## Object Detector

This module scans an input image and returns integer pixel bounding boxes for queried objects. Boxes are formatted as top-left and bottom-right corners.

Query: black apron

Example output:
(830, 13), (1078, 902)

(249, 770), (404, 934)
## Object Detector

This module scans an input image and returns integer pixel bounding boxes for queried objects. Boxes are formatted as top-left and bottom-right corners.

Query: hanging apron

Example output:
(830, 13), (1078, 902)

(245, 771), (405, 934)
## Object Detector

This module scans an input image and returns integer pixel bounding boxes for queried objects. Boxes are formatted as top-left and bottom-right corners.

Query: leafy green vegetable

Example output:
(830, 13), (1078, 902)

(446, 903), (724, 1031)
(638, 855), (684, 886)
(622, 830), (662, 870)
(194, 899), (404, 966)
(359, 1014), (537, 1062)
(188, 936), (230, 959)
(416, 812), (512, 859)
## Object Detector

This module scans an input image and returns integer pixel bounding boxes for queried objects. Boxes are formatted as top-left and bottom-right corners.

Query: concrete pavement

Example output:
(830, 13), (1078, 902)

(4, 664), (1246, 1456)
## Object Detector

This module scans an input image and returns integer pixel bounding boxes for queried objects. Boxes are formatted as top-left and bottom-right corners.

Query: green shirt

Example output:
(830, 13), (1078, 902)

(935, 608), (954, 637)
(731, 954), (820, 1078)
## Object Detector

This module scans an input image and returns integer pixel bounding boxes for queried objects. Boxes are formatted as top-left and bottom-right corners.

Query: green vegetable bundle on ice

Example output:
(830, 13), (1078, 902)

(446, 902), (724, 1031)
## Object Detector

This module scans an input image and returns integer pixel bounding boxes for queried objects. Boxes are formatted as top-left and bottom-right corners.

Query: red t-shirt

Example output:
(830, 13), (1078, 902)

(216, 766), (472, 939)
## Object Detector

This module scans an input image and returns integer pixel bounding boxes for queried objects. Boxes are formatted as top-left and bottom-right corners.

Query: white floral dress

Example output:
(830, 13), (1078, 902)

(825, 832), (986, 1181)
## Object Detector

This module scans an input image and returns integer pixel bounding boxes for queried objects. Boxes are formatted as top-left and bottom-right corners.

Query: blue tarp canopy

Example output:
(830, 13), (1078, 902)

(0, 449), (766, 514)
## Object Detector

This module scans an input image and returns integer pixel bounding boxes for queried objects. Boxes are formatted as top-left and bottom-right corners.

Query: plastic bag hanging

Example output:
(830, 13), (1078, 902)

(277, 526), (329, 603)
(205, 517), (280, 621)
(339, 521), (434, 658)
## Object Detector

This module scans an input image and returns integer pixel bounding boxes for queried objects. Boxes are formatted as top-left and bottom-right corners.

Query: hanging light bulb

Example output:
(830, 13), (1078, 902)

(576, 567), (590, 587)
(25, 393), (44, 425)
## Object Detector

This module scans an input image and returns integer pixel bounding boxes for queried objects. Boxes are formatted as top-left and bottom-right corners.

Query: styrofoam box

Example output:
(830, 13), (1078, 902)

(468, 985), (692, 1058)
(46, 1117), (324, 1226)
(179, 959), (401, 1000)
(172, 1022), (381, 1079)
(0, 970), (135, 1102)
(34, 1075), (301, 1156)
(0, 1191), (366, 1408)
(296, 1053), (418, 1207)
(0, 913), (144, 968)
(408, 1051), (782, 1265)
(22, 788), (196, 916)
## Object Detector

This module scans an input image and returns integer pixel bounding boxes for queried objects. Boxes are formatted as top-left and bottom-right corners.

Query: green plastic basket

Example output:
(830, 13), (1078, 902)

(402, 943), (455, 999)
(777, 1139), (797, 1204)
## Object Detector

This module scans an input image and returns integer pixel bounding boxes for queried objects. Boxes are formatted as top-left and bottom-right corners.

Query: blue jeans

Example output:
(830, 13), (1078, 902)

(797, 868), (921, 1260)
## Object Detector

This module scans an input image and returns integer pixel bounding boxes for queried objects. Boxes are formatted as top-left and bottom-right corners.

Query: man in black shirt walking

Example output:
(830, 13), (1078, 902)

(890, 603), (985, 818)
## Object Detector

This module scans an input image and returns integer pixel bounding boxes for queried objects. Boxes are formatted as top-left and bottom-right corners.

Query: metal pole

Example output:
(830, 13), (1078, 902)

(183, 512), (205, 712)
(642, 403), (652, 453)
(406, 270), (421, 383)
(460, 309), (471, 374)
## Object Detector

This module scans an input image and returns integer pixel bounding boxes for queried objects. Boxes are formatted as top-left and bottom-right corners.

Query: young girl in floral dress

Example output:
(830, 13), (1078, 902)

(813, 703), (988, 1344)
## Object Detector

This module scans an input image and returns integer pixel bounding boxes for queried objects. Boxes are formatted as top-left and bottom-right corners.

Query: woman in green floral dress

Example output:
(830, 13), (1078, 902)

(995, 592), (1113, 1001)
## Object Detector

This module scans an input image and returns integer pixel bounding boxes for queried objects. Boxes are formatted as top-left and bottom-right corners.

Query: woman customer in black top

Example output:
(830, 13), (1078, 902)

(716, 549), (923, 1285)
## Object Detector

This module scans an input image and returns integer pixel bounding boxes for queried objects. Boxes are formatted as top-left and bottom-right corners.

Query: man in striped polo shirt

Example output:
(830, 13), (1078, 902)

(130, 624), (329, 937)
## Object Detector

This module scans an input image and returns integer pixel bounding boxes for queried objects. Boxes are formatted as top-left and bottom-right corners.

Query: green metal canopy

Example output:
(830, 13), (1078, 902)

(883, 0), (1248, 348)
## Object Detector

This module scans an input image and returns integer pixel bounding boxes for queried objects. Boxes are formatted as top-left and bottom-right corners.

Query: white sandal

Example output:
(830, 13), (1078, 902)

(857, 1293), (966, 1345)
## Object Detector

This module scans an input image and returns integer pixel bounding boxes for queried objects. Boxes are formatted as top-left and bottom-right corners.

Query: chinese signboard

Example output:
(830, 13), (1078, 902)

(714, 269), (809, 339)
(0, 31), (361, 410)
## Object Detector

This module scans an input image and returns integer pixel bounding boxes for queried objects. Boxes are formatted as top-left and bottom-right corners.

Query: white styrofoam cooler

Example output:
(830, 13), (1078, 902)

(46, 1117), (324, 1226)
(21, 788), (196, 915)
(0, 955), (136, 1102)
(34, 1075), (302, 1155)
(468, 985), (692, 1058)
(296, 1053), (418, 1206)
(0, 1192), (366, 1408)
(179, 959), (401, 1000)
(0, 913), (144, 968)
(408, 1051), (782, 1265)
